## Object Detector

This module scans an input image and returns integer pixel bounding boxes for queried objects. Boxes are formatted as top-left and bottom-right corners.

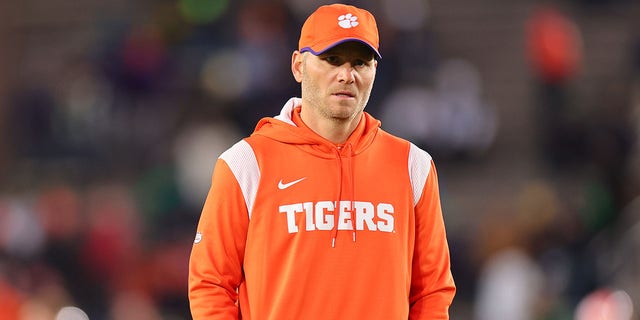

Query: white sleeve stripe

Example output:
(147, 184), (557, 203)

(219, 140), (260, 219)
(408, 143), (432, 206)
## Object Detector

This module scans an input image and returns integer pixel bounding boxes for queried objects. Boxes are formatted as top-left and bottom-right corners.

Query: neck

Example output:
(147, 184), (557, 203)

(299, 108), (362, 144)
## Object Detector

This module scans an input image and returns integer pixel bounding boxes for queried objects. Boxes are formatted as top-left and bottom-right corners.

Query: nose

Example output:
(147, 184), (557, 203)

(337, 64), (355, 84)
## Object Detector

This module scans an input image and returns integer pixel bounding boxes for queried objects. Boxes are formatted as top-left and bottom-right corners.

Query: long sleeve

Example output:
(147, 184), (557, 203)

(409, 161), (456, 319)
(188, 158), (249, 319)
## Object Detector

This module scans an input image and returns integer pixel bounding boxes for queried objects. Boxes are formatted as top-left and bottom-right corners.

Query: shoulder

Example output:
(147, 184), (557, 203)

(373, 128), (411, 152)
(219, 139), (255, 164)
(218, 139), (261, 182)
(217, 139), (261, 213)
(376, 128), (433, 162)
(376, 129), (434, 204)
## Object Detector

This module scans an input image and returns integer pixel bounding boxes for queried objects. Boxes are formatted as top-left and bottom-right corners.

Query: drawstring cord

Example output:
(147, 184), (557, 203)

(331, 143), (356, 247)
(331, 146), (342, 248)
(346, 143), (356, 243)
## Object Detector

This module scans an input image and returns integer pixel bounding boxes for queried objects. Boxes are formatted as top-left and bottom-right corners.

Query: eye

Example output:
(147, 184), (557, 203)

(323, 55), (342, 66)
(353, 59), (367, 67)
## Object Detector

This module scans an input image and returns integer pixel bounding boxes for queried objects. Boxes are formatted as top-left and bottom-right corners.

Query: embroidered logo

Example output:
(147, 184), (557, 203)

(338, 13), (359, 29)
(194, 232), (203, 244)
(278, 177), (306, 190)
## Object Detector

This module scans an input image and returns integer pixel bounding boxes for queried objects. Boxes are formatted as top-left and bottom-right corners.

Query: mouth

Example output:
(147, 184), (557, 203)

(333, 91), (355, 98)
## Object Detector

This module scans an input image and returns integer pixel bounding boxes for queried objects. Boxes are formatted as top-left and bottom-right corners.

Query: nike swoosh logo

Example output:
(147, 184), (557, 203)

(278, 177), (306, 190)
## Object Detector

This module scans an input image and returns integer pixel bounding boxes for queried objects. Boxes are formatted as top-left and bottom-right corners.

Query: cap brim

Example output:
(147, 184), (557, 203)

(300, 38), (382, 60)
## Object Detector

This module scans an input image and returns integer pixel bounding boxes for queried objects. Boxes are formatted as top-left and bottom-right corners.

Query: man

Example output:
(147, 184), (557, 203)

(189, 4), (456, 319)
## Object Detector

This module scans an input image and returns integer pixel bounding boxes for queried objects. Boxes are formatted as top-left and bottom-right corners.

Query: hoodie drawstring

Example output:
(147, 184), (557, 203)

(331, 147), (342, 248)
(346, 143), (356, 244)
(331, 143), (356, 248)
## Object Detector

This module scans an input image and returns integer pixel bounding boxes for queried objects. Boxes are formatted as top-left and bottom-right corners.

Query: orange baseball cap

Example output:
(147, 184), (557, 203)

(298, 4), (381, 59)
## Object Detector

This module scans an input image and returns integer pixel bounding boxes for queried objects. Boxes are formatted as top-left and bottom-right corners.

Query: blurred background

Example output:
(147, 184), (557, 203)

(0, 0), (639, 319)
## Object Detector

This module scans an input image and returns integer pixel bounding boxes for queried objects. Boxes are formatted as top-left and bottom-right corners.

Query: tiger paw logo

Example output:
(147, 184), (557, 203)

(194, 232), (202, 244)
(338, 13), (359, 29)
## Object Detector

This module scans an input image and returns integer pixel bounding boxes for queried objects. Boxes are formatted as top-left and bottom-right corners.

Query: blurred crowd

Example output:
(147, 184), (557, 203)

(0, 0), (639, 319)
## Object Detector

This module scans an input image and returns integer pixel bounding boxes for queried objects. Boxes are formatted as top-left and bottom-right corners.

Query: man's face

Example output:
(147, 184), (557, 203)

(292, 41), (377, 122)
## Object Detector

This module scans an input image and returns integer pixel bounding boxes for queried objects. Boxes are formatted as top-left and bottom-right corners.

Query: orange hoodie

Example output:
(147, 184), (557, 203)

(189, 98), (456, 319)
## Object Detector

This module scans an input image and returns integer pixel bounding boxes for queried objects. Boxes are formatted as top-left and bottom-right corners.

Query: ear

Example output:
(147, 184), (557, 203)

(291, 50), (303, 83)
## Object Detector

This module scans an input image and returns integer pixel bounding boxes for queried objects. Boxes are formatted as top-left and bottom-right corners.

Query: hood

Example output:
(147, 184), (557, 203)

(251, 97), (381, 158)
